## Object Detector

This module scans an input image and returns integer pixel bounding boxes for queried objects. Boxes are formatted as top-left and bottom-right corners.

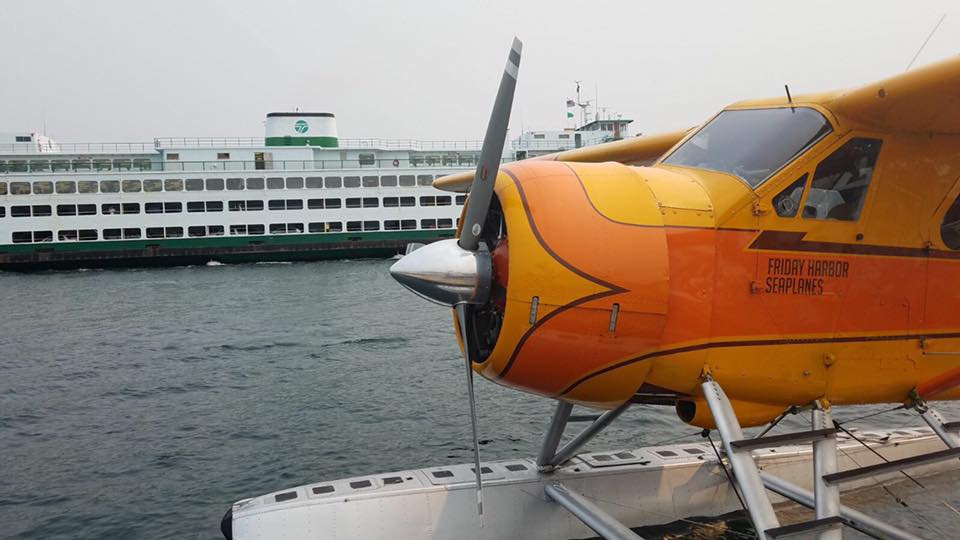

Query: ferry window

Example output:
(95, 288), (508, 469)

(15, 135), (31, 142)
(101, 203), (120, 215)
(227, 178), (244, 190)
(420, 219), (437, 229)
(79, 229), (97, 241)
(122, 180), (142, 193)
(34, 230), (53, 242)
(58, 204), (77, 216)
(146, 202), (164, 214)
(248, 224), (264, 235)
(558, 134), (570, 139)
(286, 177), (304, 189)
(59, 230), (79, 241)
(206, 201), (223, 212)
(189, 226), (206, 237)
(358, 154), (376, 166)
(940, 192), (960, 250)
(228, 200), (244, 211)
(417, 175), (433, 186)
(101, 180), (120, 193)
(306, 177), (324, 189)
(269, 223), (286, 234)
(347, 221), (362, 232)
(438, 218), (454, 229)
(76, 204), (95, 216)
(229, 225), (247, 235)
(346, 198), (362, 209)
(420, 196), (436, 207)
(267, 177), (285, 189)
(362, 197), (378, 208)
(324, 177), (342, 189)
(33, 181), (54, 194)
(206, 178), (225, 191)
(187, 201), (205, 213)
(383, 197), (399, 208)
(143, 179), (163, 192)
(185, 178), (204, 191)
(456, 195), (467, 205)
(217, 153), (230, 160)
(363, 221), (380, 231)
(167, 153), (180, 161)
(208, 225), (225, 236)
(436, 196), (452, 206)
(123, 228), (141, 239)
(803, 138), (882, 221)
(328, 222), (343, 232)
(11, 182), (31, 194)
(362, 176), (379, 188)
(0, 182), (6, 195)
(308, 198), (323, 209)
(324, 198), (341, 209)
(401, 219), (416, 230)
(0, 207), (4, 217)
(400, 197), (415, 207)
(103, 228), (122, 240)
(286, 199), (303, 210)
(268, 200), (285, 211)
(122, 203), (140, 214)
(12, 231), (31, 243)
(773, 174), (808, 218)
(165, 227), (183, 238)
(164, 178), (183, 191)
(246, 177), (265, 190)
(380, 175), (397, 187)
(399, 175), (415, 187)
(11, 206), (29, 217)
(308, 222), (326, 233)
(165, 202), (182, 213)
(247, 200), (264, 211)
(33, 205), (51, 216)
(289, 223), (302, 233)
(146, 227), (164, 239)
(385, 220), (400, 230)
(78, 180), (99, 193)
(344, 176), (361, 188)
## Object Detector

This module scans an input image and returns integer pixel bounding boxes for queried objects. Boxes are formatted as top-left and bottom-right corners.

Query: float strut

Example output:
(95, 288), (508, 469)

(537, 401), (573, 470)
(541, 401), (630, 470)
(915, 402), (960, 449)
(544, 482), (643, 540)
(701, 379), (780, 540)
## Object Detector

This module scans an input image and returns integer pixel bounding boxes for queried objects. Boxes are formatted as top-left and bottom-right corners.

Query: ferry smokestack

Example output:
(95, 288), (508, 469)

(264, 112), (338, 147)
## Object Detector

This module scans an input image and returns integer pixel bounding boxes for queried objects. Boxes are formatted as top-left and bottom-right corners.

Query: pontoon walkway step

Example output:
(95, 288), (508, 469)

(729, 428), (837, 451)
(765, 516), (845, 538)
(823, 446), (960, 485)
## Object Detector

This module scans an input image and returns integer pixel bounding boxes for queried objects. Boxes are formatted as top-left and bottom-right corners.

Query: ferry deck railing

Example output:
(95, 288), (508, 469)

(0, 158), (512, 175)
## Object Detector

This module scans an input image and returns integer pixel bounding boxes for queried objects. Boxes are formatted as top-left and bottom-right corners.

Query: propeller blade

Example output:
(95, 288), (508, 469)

(456, 302), (484, 518)
(458, 37), (522, 252)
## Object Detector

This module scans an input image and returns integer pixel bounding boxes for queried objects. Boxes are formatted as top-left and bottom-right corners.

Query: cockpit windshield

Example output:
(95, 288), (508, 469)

(662, 107), (832, 188)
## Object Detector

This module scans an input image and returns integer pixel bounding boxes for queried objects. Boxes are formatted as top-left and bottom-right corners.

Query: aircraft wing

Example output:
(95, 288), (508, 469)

(828, 54), (960, 134)
(432, 128), (691, 192)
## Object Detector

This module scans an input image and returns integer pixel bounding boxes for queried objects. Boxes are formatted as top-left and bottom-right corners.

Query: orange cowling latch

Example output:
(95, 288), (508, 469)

(916, 367), (960, 400)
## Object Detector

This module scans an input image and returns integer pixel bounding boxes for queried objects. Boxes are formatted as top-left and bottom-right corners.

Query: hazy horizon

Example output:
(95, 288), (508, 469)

(2, 0), (957, 143)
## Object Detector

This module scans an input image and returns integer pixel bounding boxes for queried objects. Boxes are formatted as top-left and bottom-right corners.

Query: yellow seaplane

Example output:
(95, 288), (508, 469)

(387, 38), (960, 539)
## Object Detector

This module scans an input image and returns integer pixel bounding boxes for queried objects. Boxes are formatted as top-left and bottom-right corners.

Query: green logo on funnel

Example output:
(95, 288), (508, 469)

(294, 120), (309, 134)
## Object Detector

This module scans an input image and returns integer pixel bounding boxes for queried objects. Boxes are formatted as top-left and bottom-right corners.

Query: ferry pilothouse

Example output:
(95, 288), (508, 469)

(0, 111), (633, 270)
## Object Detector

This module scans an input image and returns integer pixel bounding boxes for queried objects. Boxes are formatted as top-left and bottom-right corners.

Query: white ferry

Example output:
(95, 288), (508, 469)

(0, 112), (632, 271)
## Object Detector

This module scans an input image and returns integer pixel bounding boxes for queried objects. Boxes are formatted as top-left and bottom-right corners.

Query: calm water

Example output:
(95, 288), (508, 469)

(1, 260), (958, 539)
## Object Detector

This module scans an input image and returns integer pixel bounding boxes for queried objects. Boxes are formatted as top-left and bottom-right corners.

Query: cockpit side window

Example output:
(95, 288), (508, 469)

(941, 192), (960, 249)
(773, 174), (808, 217)
(802, 138), (882, 221)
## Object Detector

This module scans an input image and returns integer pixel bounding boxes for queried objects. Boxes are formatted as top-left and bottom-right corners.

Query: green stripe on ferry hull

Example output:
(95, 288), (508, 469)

(264, 136), (339, 147)
(0, 230), (453, 271)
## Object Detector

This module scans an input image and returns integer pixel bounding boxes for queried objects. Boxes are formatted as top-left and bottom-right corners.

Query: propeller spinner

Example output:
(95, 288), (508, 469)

(389, 37), (522, 517)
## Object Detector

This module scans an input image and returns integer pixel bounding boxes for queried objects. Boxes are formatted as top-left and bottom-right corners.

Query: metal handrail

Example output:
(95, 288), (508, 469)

(0, 158), (511, 175)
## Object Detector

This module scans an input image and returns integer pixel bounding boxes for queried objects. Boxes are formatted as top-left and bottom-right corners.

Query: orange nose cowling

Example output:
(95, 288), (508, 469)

(477, 160), (670, 409)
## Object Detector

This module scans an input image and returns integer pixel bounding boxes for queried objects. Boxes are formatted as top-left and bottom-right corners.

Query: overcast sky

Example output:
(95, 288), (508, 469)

(2, 1), (957, 143)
